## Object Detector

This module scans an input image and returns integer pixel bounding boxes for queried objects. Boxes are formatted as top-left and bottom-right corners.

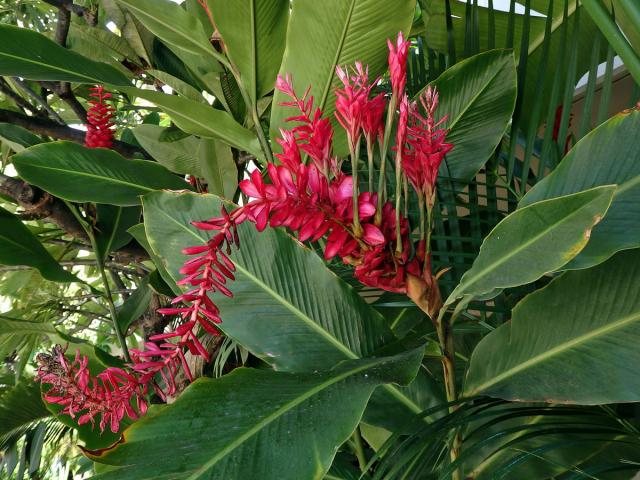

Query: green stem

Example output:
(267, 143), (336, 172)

(351, 139), (363, 236)
(228, 64), (273, 164)
(375, 94), (398, 224)
(394, 151), (403, 255)
(582, 0), (640, 85)
(66, 203), (131, 363)
(366, 137), (375, 193)
(424, 199), (433, 276)
(351, 427), (367, 472)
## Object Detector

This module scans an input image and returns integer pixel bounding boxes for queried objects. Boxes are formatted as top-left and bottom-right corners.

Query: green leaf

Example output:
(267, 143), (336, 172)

(197, 139), (238, 198)
(122, 88), (263, 158)
(208, 0), (289, 102)
(0, 379), (50, 443)
(270, 0), (416, 154)
(0, 207), (76, 283)
(95, 205), (141, 261)
(0, 25), (130, 85)
(132, 125), (203, 176)
(116, 0), (223, 67)
(429, 50), (517, 181)
(116, 275), (152, 332)
(88, 350), (422, 480)
(520, 109), (640, 270)
(0, 123), (42, 152)
(12, 141), (191, 207)
(142, 191), (433, 426)
(464, 249), (640, 403)
(446, 186), (616, 304)
(0, 318), (57, 337)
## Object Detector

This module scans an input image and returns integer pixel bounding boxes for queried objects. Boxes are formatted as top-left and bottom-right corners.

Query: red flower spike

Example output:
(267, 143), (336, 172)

(85, 86), (115, 149)
(402, 86), (454, 200)
(334, 62), (373, 152)
(362, 93), (387, 145)
(35, 345), (146, 433)
(387, 32), (410, 100)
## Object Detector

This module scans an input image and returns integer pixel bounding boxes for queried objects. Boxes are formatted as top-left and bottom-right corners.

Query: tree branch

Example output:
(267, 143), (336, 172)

(10, 77), (66, 124)
(0, 173), (148, 263)
(41, 0), (88, 18)
(0, 108), (146, 158)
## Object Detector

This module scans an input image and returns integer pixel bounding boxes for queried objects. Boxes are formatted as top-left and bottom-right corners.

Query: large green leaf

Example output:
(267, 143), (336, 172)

(464, 249), (640, 403)
(123, 88), (263, 158)
(270, 0), (416, 154)
(142, 191), (435, 427)
(0, 25), (130, 85)
(0, 207), (76, 283)
(115, 0), (223, 80)
(88, 351), (422, 480)
(429, 50), (517, 181)
(208, 0), (289, 102)
(446, 186), (616, 304)
(12, 141), (190, 207)
(132, 125), (203, 176)
(520, 110), (640, 270)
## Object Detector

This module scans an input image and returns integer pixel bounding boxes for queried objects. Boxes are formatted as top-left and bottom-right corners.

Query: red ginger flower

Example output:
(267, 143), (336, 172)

(335, 62), (374, 152)
(403, 86), (453, 200)
(387, 32), (410, 99)
(276, 74), (334, 176)
(85, 86), (115, 149)
(36, 345), (147, 433)
(362, 93), (386, 145)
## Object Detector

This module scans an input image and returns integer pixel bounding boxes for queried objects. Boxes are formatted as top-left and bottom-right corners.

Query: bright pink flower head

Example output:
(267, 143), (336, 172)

(362, 93), (386, 144)
(402, 87), (454, 197)
(387, 32), (410, 99)
(276, 74), (334, 176)
(335, 62), (373, 151)
(85, 86), (115, 149)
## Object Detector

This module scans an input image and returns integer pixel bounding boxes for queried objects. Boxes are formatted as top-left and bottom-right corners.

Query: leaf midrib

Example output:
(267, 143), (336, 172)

(151, 204), (423, 415)
(318, 0), (357, 112)
(467, 310), (640, 396)
(186, 360), (382, 478)
(0, 51), (97, 83)
(18, 163), (154, 193)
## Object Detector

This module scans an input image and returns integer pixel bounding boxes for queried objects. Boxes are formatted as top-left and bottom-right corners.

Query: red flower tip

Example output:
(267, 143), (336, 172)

(362, 223), (385, 245)
(387, 32), (410, 99)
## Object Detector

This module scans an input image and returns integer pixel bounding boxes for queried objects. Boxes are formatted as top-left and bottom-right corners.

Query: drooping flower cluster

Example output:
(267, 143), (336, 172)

(85, 86), (115, 149)
(36, 32), (453, 434)
(36, 345), (147, 433)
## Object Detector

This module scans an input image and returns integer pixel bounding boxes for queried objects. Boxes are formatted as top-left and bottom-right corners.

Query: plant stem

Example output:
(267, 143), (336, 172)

(91, 234), (132, 363)
(351, 139), (363, 237)
(394, 148), (403, 255)
(366, 137), (375, 193)
(375, 94), (398, 224)
(351, 427), (367, 472)
(66, 202), (131, 363)
(435, 305), (462, 479)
